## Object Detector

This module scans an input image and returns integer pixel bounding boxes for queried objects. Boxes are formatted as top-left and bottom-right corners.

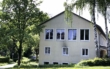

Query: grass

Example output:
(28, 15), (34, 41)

(2, 61), (110, 69)
(8, 66), (110, 69)
(12, 62), (110, 69)
(0, 63), (8, 66)
(0, 61), (15, 66)
(2, 57), (110, 69)
(0, 58), (15, 66)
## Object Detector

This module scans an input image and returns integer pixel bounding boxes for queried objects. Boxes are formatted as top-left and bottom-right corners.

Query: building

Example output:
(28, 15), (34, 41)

(39, 11), (107, 65)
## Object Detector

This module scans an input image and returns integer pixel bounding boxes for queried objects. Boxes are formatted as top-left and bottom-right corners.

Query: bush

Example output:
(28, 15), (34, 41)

(21, 57), (30, 63)
(13, 58), (18, 62)
(0, 56), (9, 63)
(75, 58), (110, 67)
(8, 59), (15, 64)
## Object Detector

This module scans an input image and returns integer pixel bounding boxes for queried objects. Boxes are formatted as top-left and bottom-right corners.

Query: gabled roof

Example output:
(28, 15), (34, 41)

(40, 11), (106, 38)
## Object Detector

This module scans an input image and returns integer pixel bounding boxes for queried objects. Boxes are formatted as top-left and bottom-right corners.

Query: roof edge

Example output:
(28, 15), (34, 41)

(39, 11), (106, 39)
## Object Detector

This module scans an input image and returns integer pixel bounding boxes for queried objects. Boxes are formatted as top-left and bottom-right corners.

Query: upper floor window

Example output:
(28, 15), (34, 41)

(45, 29), (53, 40)
(56, 29), (65, 40)
(63, 47), (68, 55)
(45, 47), (50, 54)
(80, 29), (89, 40)
(68, 29), (77, 40)
(82, 48), (88, 56)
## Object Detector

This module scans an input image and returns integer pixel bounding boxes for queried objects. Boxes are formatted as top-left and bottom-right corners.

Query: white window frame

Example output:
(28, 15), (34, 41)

(45, 29), (53, 40)
(81, 48), (89, 57)
(80, 29), (90, 41)
(45, 47), (50, 54)
(68, 29), (77, 41)
(63, 47), (68, 55)
(56, 29), (65, 40)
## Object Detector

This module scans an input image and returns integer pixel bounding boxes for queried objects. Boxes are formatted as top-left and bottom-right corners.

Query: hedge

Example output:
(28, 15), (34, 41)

(75, 58), (110, 67)
(0, 57), (9, 63)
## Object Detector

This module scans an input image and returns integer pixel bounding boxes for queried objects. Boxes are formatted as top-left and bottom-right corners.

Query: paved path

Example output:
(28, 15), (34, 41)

(0, 63), (17, 69)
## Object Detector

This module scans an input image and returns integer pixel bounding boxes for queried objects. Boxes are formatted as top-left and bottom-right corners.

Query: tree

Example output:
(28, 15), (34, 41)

(64, 0), (99, 56)
(65, 0), (110, 57)
(1, 0), (49, 65)
(97, 0), (110, 57)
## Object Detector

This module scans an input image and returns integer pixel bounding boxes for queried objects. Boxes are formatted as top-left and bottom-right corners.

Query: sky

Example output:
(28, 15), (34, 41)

(39, 0), (110, 33)
(0, 0), (109, 32)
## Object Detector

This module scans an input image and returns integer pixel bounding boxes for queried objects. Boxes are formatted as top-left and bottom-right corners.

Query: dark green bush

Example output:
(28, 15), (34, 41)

(21, 57), (30, 63)
(75, 58), (110, 67)
(0, 57), (9, 63)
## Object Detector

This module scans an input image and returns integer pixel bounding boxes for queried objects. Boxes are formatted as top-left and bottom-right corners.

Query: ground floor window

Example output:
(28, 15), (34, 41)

(53, 62), (58, 64)
(45, 47), (50, 54)
(44, 62), (49, 64)
(63, 47), (68, 55)
(82, 48), (88, 56)
(63, 63), (68, 65)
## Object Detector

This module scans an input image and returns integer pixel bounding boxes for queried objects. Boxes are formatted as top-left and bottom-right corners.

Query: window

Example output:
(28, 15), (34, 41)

(63, 47), (68, 55)
(68, 29), (77, 40)
(56, 29), (65, 40)
(45, 47), (50, 54)
(63, 63), (68, 65)
(80, 29), (89, 40)
(44, 62), (49, 64)
(45, 29), (53, 40)
(82, 48), (88, 56)
(53, 62), (58, 64)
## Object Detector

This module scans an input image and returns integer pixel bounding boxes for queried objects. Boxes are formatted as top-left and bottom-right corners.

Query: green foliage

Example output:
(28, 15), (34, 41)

(8, 66), (110, 69)
(21, 57), (30, 63)
(73, 0), (110, 16)
(23, 47), (32, 57)
(109, 33), (110, 39)
(0, 0), (49, 65)
(9, 59), (14, 63)
(75, 58), (110, 67)
(64, 1), (73, 27)
(0, 56), (9, 63)
(14, 61), (38, 68)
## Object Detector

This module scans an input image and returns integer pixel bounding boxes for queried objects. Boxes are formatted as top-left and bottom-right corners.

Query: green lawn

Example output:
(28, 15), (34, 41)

(0, 63), (8, 66)
(0, 57), (109, 69)
(10, 66), (110, 69)
(1, 61), (109, 69)
(10, 61), (110, 69)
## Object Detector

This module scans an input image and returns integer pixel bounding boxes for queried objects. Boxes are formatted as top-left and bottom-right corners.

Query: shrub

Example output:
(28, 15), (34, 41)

(92, 58), (102, 66)
(13, 58), (18, 62)
(21, 57), (30, 63)
(75, 58), (110, 67)
(0, 56), (9, 63)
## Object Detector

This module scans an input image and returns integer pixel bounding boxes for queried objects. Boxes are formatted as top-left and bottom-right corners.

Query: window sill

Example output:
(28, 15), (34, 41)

(68, 40), (77, 41)
(56, 39), (65, 41)
(63, 54), (69, 56)
(82, 55), (89, 57)
(80, 40), (90, 41)
(45, 39), (53, 40)
(45, 54), (50, 55)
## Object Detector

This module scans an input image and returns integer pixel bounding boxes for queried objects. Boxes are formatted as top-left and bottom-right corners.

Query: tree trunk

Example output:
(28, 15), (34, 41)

(104, 0), (109, 57)
(35, 43), (39, 62)
(18, 40), (22, 66)
(92, 0), (99, 57)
